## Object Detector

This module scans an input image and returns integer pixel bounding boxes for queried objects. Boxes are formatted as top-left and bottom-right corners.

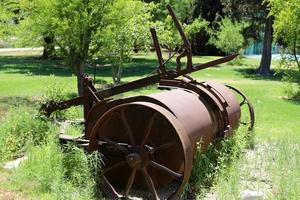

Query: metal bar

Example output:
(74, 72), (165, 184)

(166, 5), (193, 70)
(88, 86), (101, 102)
(42, 96), (84, 116)
(94, 54), (237, 99)
(150, 28), (166, 76)
(95, 74), (160, 99)
(184, 54), (238, 74)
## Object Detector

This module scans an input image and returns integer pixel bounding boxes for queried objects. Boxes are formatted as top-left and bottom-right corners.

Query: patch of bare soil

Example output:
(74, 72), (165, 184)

(203, 143), (275, 200)
(0, 189), (21, 200)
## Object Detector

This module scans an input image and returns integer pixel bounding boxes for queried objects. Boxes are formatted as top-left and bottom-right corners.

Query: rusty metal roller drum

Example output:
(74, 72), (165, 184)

(88, 80), (241, 199)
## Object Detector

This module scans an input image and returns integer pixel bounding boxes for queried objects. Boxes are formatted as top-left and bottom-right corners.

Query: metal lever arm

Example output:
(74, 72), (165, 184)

(150, 28), (167, 76)
(166, 4), (193, 70)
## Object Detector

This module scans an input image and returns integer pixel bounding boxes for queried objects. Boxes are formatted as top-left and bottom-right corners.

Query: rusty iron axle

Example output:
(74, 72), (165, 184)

(42, 5), (255, 200)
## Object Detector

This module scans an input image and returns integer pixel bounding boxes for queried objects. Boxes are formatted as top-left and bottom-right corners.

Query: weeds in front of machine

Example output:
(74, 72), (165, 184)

(0, 106), (51, 162)
(187, 127), (250, 198)
(0, 96), (102, 199)
(9, 129), (103, 199)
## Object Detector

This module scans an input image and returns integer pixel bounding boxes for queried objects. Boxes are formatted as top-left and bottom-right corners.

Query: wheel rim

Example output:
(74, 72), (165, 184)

(89, 102), (193, 200)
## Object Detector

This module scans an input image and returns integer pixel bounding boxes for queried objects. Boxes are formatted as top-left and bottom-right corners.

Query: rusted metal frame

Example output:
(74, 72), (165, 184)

(150, 28), (167, 76)
(87, 86), (101, 103)
(196, 82), (231, 137)
(166, 5), (193, 70)
(83, 75), (104, 120)
(225, 85), (255, 131)
(176, 51), (187, 71)
(94, 54), (238, 100)
(43, 53), (236, 117)
(41, 96), (84, 117)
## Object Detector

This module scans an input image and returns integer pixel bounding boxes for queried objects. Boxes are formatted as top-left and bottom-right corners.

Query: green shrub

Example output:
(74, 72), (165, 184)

(208, 18), (246, 54)
(0, 106), (51, 162)
(279, 55), (300, 101)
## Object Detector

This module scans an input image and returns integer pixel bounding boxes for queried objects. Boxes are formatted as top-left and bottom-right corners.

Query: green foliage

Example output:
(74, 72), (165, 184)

(268, 0), (300, 98)
(0, 106), (51, 162)
(268, 139), (300, 199)
(188, 128), (249, 197)
(268, 0), (300, 64)
(155, 15), (208, 54)
(0, 0), (20, 41)
(40, 76), (83, 120)
(14, 138), (102, 199)
(153, 0), (196, 21)
(209, 18), (246, 54)
(41, 76), (75, 119)
(62, 144), (101, 190)
(98, 0), (153, 84)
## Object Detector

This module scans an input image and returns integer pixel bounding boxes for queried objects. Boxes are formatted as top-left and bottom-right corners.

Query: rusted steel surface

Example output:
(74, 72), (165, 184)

(41, 5), (255, 200)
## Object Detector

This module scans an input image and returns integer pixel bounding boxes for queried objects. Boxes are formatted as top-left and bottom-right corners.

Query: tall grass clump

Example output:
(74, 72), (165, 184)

(0, 106), (51, 162)
(268, 139), (300, 199)
(13, 135), (103, 199)
(187, 128), (249, 198)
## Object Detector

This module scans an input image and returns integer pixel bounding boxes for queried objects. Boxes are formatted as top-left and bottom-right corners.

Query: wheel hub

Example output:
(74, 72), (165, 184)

(126, 148), (150, 169)
(126, 153), (141, 168)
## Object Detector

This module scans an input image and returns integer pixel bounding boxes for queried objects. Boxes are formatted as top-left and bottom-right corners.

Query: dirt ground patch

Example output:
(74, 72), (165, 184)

(0, 189), (21, 200)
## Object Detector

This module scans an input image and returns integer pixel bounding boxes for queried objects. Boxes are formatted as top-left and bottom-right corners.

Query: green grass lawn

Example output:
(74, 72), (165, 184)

(0, 50), (299, 199)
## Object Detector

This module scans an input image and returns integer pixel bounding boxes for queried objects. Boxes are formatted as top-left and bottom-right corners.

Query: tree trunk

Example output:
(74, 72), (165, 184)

(293, 34), (300, 69)
(75, 60), (85, 96)
(41, 36), (55, 60)
(257, 17), (273, 75)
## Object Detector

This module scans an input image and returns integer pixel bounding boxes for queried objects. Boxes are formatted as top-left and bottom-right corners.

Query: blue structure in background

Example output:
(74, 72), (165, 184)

(244, 41), (280, 55)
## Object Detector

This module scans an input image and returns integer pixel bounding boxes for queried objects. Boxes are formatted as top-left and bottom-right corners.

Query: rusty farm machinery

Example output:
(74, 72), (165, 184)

(42, 5), (255, 200)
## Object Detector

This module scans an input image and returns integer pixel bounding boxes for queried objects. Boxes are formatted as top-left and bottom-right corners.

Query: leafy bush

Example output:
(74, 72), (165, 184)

(278, 54), (300, 101)
(0, 106), (51, 162)
(209, 18), (246, 54)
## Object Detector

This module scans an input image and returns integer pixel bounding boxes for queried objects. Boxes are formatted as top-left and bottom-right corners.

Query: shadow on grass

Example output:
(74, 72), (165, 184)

(0, 56), (170, 78)
(0, 96), (37, 107)
(283, 95), (300, 105)
(234, 67), (286, 82)
(0, 56), (72, 77)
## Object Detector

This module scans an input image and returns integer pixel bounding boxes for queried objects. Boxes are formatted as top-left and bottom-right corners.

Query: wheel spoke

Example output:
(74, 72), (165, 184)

(125, 168), (137, 197)
(154, 141), (178, 153)
(141, 113), (158, 146)
(142, 168), (159, 200)
(104, 161), (127, 174)
(149, 161), (183, 178)
(120, 109), (136, 145)
(102, 175), (120, 198)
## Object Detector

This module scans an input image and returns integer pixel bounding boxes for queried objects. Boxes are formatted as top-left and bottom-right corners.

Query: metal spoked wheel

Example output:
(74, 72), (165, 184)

(88, 102), (193, 200)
